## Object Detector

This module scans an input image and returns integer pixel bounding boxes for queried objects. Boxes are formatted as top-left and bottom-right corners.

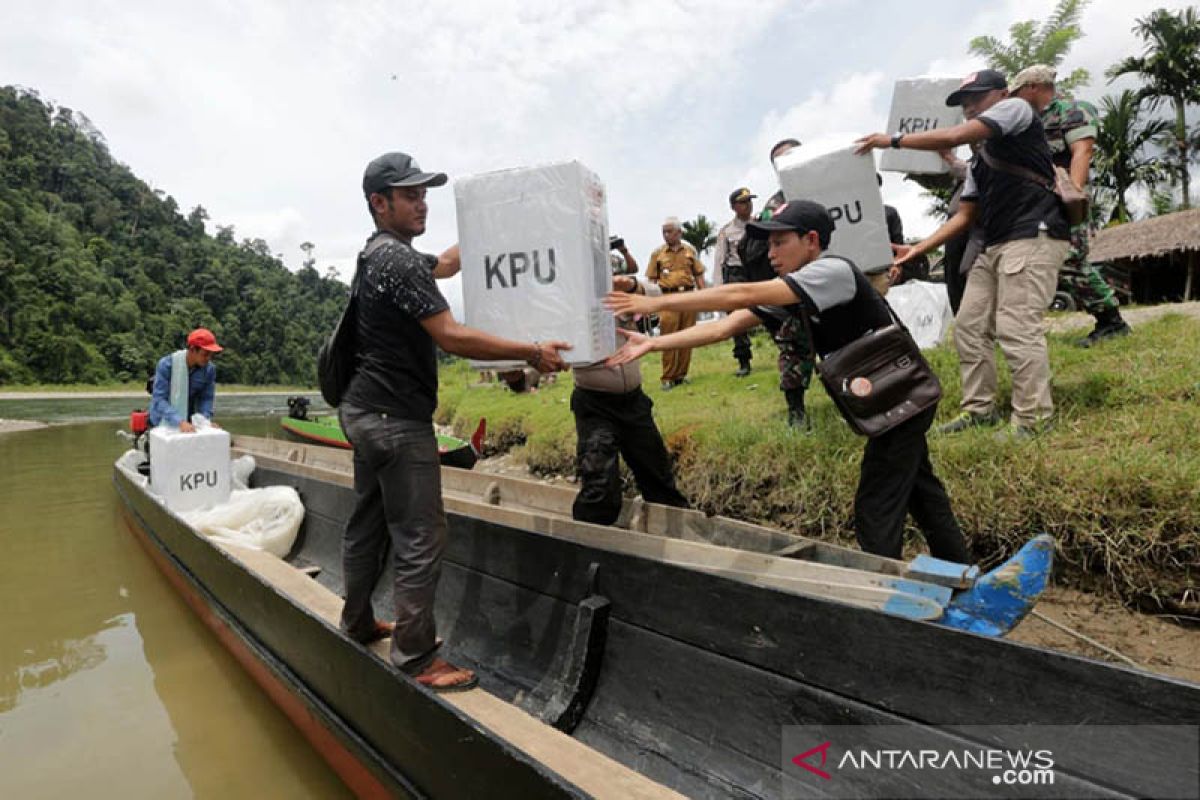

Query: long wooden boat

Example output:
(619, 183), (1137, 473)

(113, 444), (1200, 799)
(235, 435), (1042, 635)
(280, 416), (484, 470)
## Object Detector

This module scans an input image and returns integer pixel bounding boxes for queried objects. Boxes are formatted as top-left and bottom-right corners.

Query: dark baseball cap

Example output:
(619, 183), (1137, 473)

(362, 152), (448, 197)
(746, 200), (834, 244)
(945, 69), (1008, 106)
(729, 187), (756, 204)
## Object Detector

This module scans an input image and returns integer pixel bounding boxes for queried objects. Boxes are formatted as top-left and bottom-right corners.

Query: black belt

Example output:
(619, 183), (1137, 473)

(661, 286), (695, 293)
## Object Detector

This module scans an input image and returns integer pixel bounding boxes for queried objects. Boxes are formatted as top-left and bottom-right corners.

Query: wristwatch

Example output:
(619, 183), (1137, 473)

(890, 133), (904, 148)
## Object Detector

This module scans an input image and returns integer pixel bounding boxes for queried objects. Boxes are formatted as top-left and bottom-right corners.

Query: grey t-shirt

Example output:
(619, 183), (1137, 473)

(750, 255), (892, 358)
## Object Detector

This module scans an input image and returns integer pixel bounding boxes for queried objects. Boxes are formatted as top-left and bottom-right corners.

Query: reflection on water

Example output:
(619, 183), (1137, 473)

(3, 623), (113, 714)
(0, 415), (350, 799)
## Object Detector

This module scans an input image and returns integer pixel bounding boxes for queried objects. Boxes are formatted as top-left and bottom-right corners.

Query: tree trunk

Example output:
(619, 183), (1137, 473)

(1176, 98), (1190, 210)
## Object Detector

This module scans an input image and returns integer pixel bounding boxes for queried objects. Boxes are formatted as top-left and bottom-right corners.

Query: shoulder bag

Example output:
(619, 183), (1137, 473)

(795, 261), (942, 437)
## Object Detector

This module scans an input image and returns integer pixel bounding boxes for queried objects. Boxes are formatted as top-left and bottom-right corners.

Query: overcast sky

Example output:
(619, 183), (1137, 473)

(3, 0), (1190, 314)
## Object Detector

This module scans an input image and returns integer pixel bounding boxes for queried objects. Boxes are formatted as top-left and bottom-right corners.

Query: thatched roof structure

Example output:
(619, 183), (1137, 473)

(1090, 208), (1200, 262)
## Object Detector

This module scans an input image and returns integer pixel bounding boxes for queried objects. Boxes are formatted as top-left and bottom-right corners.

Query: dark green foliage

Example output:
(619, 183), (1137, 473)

(0, 86), (348, 385)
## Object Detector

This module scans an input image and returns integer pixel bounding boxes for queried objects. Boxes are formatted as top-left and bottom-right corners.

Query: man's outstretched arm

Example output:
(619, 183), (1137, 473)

(606, 278), (796, 317)
(606, 309), (762, 366)
(420, 311), (571, 371)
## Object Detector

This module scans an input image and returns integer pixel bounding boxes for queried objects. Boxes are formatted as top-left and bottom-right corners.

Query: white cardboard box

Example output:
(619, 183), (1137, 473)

(456, 161), (615, 368)
(149, 426), (232, 512)
(879, 77), (964, 175)
(774, 146), (894, 273)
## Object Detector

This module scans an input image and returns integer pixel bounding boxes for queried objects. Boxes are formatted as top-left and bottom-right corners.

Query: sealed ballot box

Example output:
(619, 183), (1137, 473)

(879, 76), (964, 175)
(775, 146), (893, 274)
(149, 425), (232, 512)
(456, 161), (616, 368)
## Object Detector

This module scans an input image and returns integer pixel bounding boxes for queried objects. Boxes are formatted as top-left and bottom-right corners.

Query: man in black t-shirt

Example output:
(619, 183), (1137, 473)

(338, 152), (570, 692)
(604, 201), (970, 563)
(857, 69), (1070, 440)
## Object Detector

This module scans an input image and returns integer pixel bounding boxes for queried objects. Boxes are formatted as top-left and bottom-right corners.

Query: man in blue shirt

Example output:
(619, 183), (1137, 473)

(149, 328), (222, 432)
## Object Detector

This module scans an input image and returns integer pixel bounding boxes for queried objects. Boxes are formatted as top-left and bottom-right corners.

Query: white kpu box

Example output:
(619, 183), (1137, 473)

(149, 426), (232, 512)
(879, 76), (964, 175)
(456, 161), (615, 367)
(775, 146), (894, 273)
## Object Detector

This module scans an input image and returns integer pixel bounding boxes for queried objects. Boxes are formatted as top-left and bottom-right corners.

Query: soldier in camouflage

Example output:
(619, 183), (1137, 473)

(736, 138), (814, 427)
(1011, 64), (1131, 347)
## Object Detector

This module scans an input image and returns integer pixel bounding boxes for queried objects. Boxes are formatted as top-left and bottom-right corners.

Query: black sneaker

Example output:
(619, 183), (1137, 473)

(735, 361), (752, 378)
(1078, 319), (1131, 348)
(935, 409), (1002, 435)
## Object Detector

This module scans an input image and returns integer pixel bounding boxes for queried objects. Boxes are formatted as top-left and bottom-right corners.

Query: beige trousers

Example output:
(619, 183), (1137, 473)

(658, 308), (697, 382)
(953, 233), (1069, 427)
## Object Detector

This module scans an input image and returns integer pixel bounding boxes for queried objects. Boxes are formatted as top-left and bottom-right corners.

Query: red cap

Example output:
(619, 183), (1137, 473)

(187, 328), (223, 353)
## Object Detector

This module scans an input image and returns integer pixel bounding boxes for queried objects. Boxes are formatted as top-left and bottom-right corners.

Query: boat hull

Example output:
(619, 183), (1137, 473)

(258, 459), (1200, 798)
(113, 466), (587, 799)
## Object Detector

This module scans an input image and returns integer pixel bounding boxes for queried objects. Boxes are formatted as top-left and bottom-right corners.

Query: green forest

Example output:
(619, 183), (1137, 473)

(0, 85), (346, 386)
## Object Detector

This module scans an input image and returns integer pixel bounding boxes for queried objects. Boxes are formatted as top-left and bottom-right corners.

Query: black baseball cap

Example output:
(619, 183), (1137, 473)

(945, 69), (1008, 106)
(729, 187), (756, 204)
(362, 152), (448, 197)
(746, 200), (834, 246)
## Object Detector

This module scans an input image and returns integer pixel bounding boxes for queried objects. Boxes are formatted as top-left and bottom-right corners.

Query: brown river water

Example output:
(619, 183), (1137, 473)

(0, 399), (353, 799)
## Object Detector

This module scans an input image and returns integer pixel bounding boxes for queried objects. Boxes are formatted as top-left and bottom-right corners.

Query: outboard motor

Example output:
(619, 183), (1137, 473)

(286, 396), (311, 420)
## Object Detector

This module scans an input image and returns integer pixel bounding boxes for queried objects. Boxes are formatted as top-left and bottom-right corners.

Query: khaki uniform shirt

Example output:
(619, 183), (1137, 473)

(712, 217), (748, 288)
(645, 243), (705, 291)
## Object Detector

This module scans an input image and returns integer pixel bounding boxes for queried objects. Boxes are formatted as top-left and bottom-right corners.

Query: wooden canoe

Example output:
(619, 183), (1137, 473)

(112, 448), (1200, 799)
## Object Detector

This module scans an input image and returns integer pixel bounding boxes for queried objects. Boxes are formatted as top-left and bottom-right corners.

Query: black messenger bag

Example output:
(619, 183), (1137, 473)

(796, 275), (942, 438)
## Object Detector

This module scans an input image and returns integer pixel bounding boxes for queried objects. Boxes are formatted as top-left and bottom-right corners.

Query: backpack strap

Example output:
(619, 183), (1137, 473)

(352, 231), (402, 296)
(978, 146), (1055, 192)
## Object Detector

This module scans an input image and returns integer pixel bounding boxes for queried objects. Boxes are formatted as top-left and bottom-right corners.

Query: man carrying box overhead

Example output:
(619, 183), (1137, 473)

(148, 327), (223, 433)
(338, 151), (570, 693)
(855, 69), (1070, 441)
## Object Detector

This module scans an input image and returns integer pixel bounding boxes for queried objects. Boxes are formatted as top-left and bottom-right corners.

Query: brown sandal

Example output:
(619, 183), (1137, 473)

(414, 658), (478, 693)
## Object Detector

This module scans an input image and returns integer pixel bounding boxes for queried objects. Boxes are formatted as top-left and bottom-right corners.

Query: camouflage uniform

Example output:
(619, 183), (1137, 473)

(742, 192), (815, 425)
(773, 314), (814, 393)
(1040, 97), (1122, 319)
